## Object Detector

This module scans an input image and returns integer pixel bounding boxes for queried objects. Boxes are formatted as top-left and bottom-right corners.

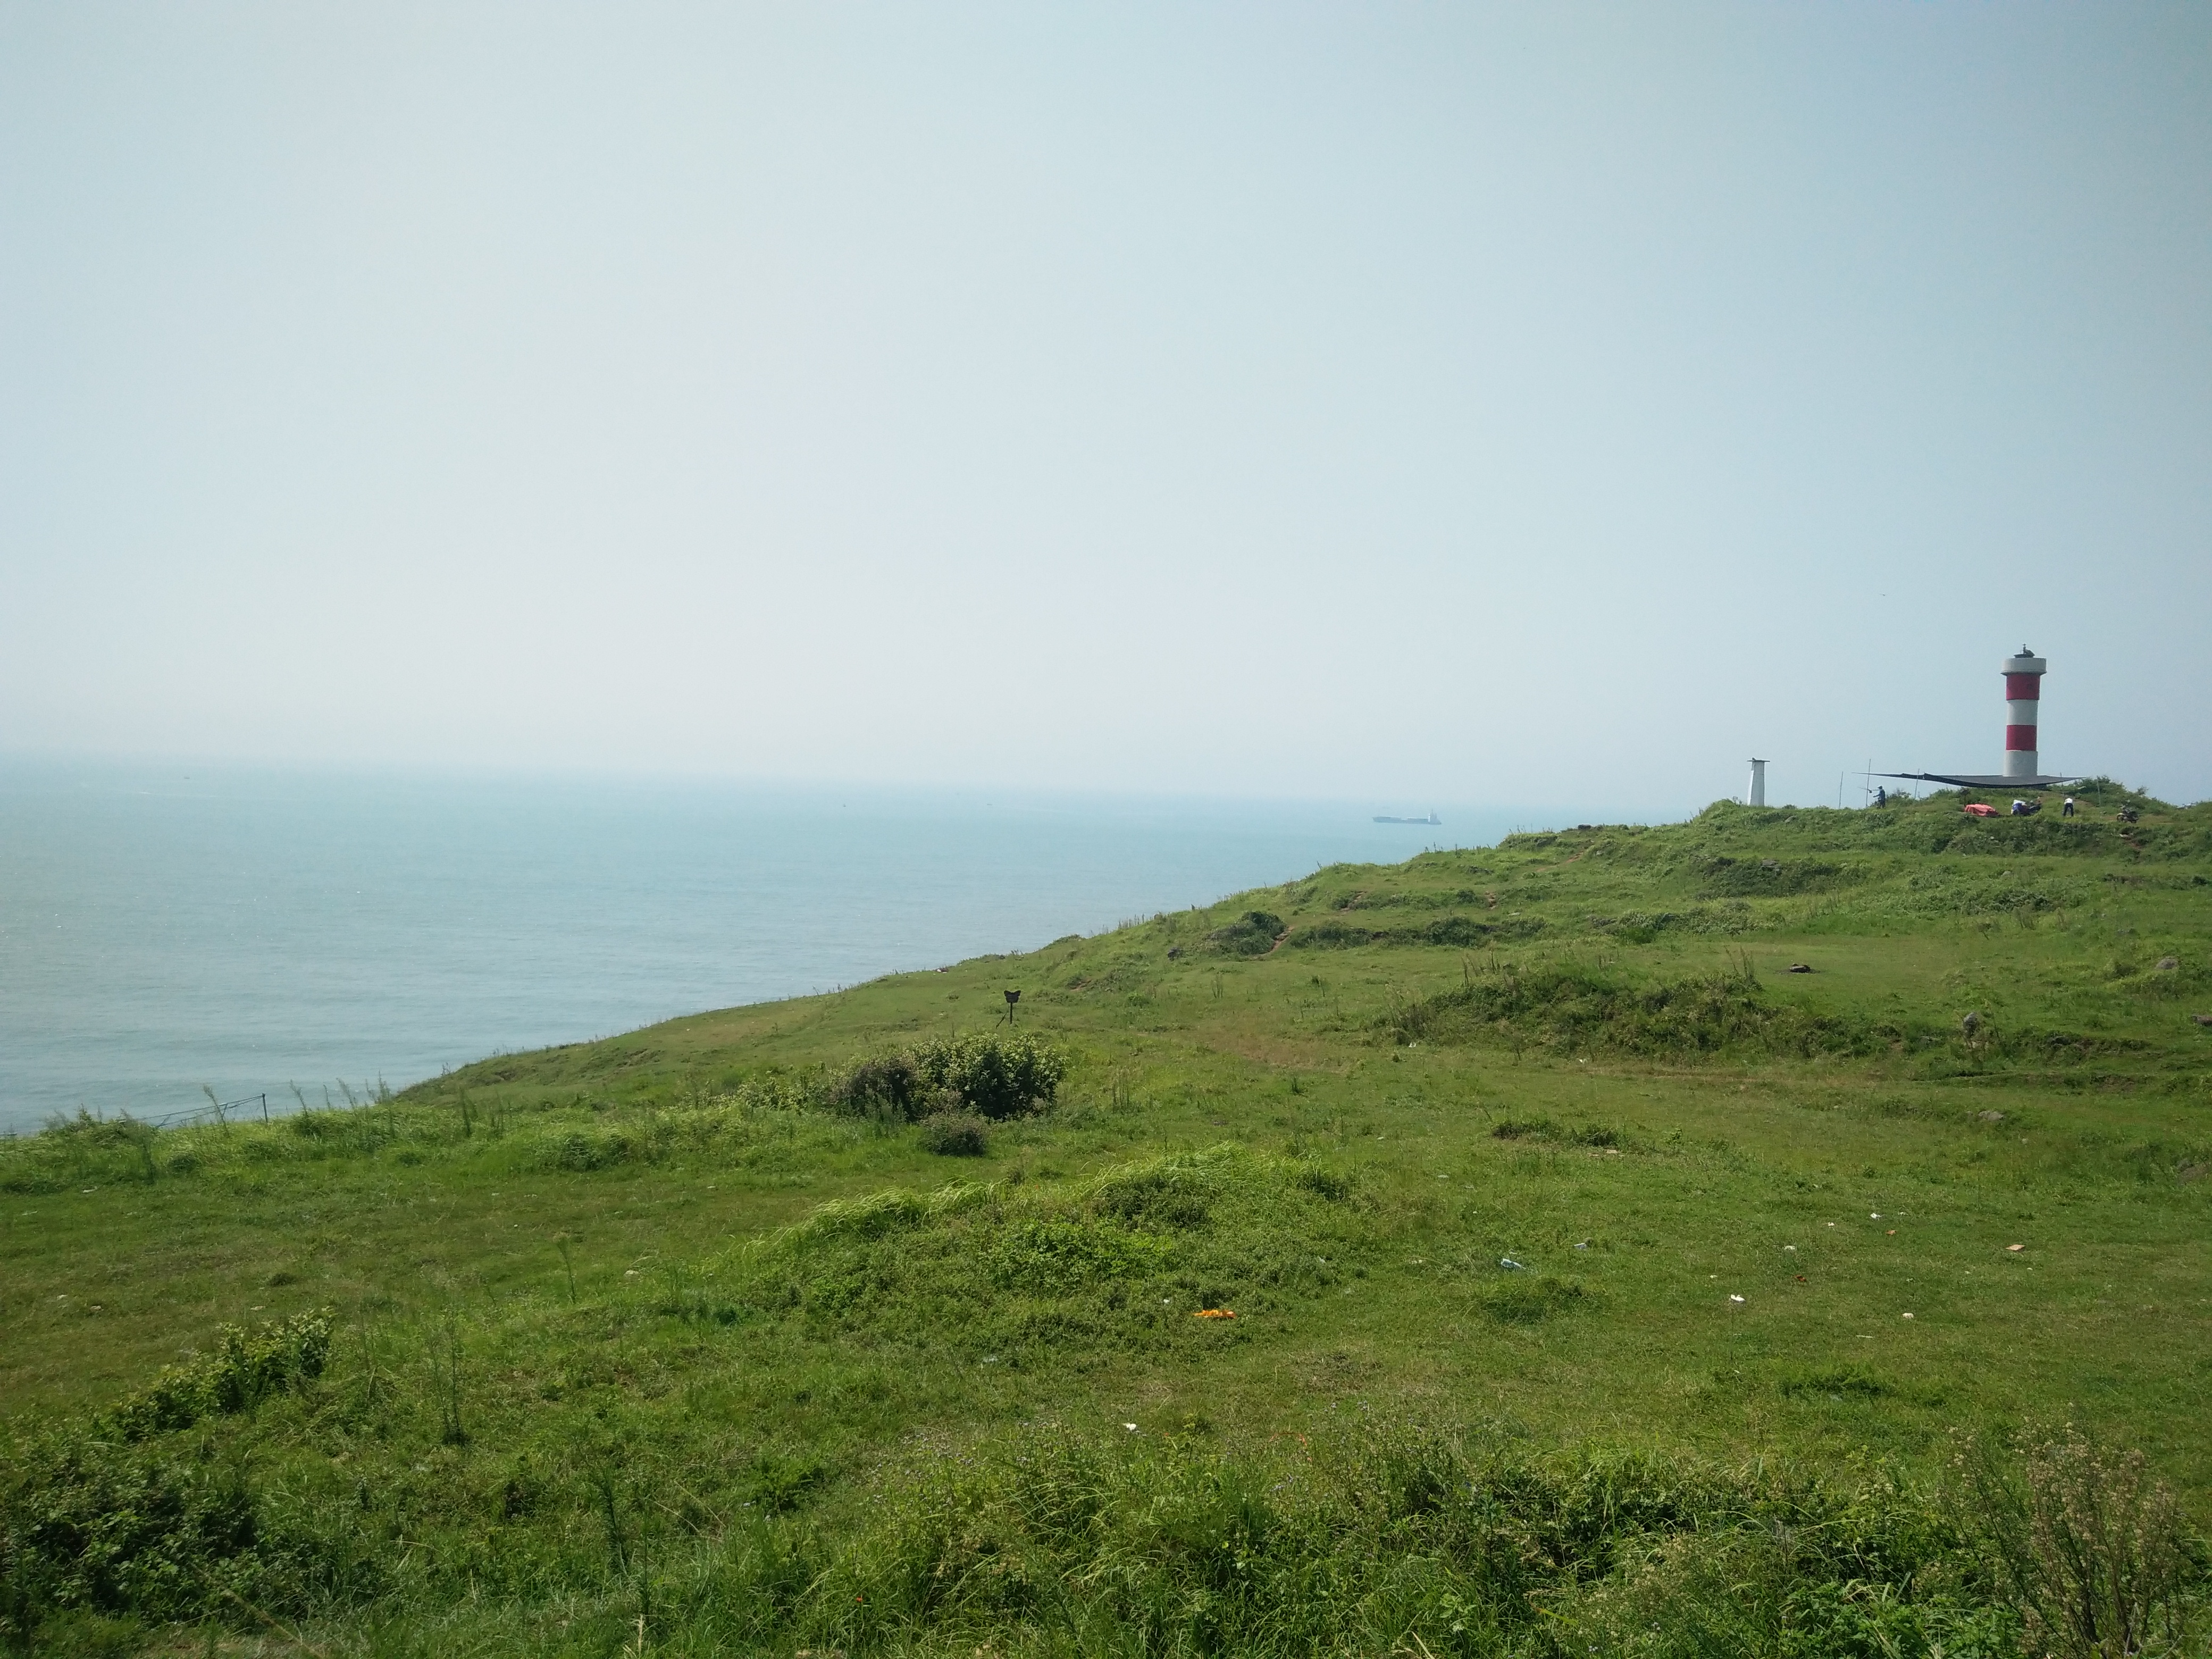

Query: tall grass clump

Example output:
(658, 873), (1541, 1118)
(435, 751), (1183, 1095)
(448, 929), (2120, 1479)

(1955, 1424), (2199, 1658)
(776, 1423), (2045, 1657)
(917, 1110), (991, 1155)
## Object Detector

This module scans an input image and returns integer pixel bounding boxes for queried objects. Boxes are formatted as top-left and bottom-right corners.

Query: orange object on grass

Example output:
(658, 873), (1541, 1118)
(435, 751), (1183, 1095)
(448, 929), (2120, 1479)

(1192, 1308), (1236, 1319)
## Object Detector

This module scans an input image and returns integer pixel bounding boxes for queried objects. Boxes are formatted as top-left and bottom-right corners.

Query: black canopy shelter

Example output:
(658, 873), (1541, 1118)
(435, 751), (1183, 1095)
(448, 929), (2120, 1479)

(1876, 772), (2079, 791)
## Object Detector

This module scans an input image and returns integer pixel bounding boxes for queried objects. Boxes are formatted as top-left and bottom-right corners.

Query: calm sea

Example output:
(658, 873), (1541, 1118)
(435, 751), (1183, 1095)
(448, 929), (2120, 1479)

(0, 759), (1544, 1134)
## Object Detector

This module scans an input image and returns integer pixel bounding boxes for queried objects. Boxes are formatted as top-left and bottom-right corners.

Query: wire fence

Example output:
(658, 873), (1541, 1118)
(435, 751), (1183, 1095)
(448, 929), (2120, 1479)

(2, 1085), (395, 1141)
(157, 1093), (269, 1128)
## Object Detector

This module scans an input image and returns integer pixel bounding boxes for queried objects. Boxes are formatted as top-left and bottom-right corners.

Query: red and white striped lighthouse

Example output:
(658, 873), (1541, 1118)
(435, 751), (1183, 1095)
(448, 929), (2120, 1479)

(2002, 647), (2046, 782)
(1880, 644), (2075, 793)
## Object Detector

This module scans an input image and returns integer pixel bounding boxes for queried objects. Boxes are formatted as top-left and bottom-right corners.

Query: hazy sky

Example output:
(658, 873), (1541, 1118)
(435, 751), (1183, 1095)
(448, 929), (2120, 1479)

(3, 3), (2207, 812)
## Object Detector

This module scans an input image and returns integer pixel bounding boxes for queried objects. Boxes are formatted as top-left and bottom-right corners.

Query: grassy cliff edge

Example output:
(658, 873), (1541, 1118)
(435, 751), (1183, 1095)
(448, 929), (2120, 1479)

(3, 782), (2209, 1655)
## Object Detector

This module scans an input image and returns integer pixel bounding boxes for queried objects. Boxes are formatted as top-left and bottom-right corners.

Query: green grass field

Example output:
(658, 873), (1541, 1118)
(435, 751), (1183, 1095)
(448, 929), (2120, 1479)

(4, 782), (2209, 1656)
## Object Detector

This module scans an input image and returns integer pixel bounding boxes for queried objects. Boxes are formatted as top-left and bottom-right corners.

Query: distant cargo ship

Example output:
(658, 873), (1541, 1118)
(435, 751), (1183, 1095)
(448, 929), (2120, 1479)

(1373, 811), (1442, 825)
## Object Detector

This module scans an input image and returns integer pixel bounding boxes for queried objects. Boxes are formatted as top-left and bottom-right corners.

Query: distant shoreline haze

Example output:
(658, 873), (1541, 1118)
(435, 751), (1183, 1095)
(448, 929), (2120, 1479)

(0, 757), (1596, 1133)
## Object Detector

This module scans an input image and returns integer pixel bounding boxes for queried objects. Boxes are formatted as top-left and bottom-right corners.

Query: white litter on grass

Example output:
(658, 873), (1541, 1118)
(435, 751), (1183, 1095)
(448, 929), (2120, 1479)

(1500, 1258), (1526, 1270)
(1901, 1312), (1915, 1320)
(1729, 1295), (1746, 1304)
(1784, 1245), (1797, 1252)
(1124, 1423), (1138, 1431)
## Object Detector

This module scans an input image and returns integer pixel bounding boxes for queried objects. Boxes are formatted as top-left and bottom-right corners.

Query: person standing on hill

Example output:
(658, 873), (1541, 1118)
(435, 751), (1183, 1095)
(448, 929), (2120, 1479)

(2062, 796), (2075, 817)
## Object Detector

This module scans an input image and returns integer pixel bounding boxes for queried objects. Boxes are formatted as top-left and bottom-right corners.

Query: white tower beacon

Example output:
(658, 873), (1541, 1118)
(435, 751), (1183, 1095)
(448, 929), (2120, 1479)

(2002, 647), (2047, 781)
(1746, 759), (1767, 808)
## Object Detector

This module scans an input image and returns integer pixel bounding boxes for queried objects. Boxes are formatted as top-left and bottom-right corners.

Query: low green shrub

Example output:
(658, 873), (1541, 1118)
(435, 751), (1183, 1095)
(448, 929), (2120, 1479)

(1689, 854), (1862, 898)
(1388, 961), (1881, 1059)
(1490, 1117), (1616, 1147)
(97, 1310), (332, 1442)
(1289, 915), (1545, 950)
(1481, 1272), (1589, 1325)
(989, 1217), (1168, 1293)
(743, 1449), (829, 1516)
(550, 1128), (641, 1171)
(1206, 909), (1285, 957)
(838, 1052), (924, 1118)
(916, 1110), (990, 1156)
(1, 1314), (370, 1642)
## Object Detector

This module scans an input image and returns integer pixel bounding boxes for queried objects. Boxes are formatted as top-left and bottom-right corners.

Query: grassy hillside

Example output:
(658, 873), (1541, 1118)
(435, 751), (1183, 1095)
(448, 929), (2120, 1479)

(3, 781), (2209, 1656)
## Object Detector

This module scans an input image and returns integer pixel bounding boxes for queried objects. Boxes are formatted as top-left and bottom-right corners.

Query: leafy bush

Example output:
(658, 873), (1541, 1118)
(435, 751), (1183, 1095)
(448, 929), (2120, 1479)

(911, 1033), (1067, 1121)
(833, 1035), (1067, 1122)
(917, 1110), (990, 1156)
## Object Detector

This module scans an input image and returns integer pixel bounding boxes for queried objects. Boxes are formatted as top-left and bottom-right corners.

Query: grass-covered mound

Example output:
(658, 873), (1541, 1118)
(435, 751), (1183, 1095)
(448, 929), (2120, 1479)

(1384, 958), (1878, 1057)
(2, 784), (2209, 1654)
